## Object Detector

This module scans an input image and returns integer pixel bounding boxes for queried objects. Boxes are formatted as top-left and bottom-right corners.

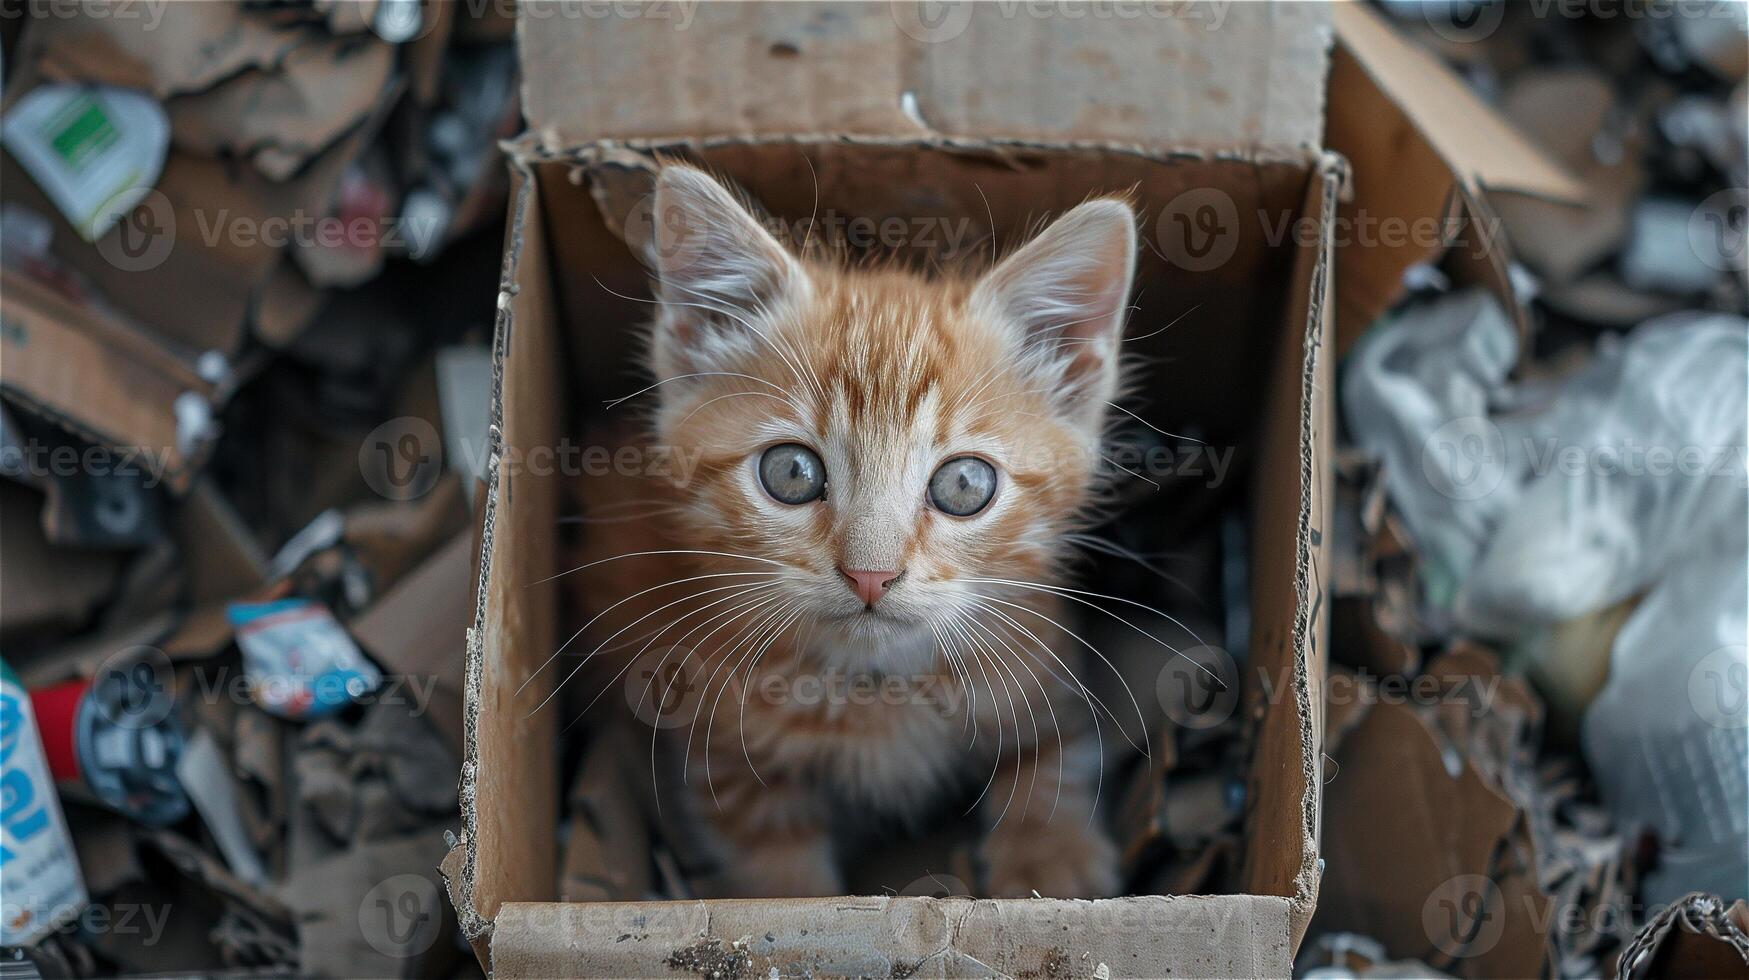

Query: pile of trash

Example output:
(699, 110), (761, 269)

(1, 2), (515, 975)
(1308, 2), (1748, 977)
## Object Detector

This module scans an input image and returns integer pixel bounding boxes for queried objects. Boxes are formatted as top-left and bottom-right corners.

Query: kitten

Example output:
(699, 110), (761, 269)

(583, 164), (1138, 899)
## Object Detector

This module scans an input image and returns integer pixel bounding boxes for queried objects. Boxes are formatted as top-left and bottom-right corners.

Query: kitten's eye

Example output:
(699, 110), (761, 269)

(758, 443), (826, 505)
(929, 456), (998, 517)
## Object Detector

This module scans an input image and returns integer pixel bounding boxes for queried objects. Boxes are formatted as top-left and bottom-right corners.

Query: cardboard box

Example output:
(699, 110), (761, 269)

(447, 3), (1334, 975)
(1325, 3), (1584, 354)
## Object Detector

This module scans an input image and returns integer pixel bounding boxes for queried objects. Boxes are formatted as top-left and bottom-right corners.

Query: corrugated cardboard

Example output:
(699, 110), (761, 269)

(0, 269), (221, 492)
(449, 3), (1334, 975)
(1326, 3), (1584, 353)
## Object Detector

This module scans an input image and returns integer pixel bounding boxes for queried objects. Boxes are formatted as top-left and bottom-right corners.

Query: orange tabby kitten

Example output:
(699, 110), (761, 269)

(582, 164), (1139, 898)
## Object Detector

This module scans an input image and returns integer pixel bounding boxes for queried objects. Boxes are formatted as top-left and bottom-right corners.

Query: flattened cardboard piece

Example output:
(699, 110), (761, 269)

(1332, 4), (1583, 205)
(0, 269), (218, 492)
(24, 3), (306, 101)
(1, 54), (396, 355)
(165, 39), (396, 181)
(350, 530), (473, 752)
(0, 481), (122, 648)
(1315, 694), (1548, 980)
(519, 0), (1329, 161)
(1326, 3), (1582, 354)
(173, 477), (271, 607)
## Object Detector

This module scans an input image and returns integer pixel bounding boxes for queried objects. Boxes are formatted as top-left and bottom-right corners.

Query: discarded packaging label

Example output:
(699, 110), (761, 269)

(0, 660), (90, 947)
(1, 85), (170, 241)
(226, 599), (382, 720)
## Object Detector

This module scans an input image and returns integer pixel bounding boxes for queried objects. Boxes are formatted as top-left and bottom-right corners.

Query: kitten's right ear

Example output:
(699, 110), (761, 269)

(647, 166), (806, 377)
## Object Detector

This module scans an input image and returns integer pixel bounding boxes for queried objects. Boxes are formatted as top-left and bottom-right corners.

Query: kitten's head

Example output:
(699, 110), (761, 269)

(643, 165), (1136, 666)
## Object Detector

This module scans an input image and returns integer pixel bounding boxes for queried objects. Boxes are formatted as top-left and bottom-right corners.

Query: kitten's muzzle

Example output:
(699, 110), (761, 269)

(840, 566), (903, 609)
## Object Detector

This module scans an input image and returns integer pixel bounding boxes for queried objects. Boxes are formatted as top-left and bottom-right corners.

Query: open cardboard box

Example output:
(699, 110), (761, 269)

(446, 3), (1333, 975)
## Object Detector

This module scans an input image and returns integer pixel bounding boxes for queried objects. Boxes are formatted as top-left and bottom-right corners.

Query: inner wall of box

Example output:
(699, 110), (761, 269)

(473, 143), (1318, 914)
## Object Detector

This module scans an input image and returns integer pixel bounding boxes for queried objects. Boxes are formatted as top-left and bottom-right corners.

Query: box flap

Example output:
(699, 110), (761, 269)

(1333, 3), (1582, 204)
(519, 0), (1330, 160)
(0, 269), (219, 492)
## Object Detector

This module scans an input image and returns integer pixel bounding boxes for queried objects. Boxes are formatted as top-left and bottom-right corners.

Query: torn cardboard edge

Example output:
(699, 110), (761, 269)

(447, 133), (1335, 974)
(1326, 2), (1585, 356)
(0, 269), (220, 494)
(1618, 892), (1749, 979)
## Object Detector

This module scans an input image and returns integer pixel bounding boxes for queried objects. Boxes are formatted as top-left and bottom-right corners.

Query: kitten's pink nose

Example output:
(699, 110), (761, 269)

(841, 567), (901, 608)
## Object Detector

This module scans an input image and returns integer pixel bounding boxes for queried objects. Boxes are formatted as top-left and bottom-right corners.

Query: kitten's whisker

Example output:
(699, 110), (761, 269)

(659, 278), (828, 407)
(963, 592), (1150, 757)
(535, 581), (782, 718)
(949, 611), (1040, 829)
(676, 389), (795, 427)
(966, 614), (1076, 823)
(1063, 534), (1200, 596)
(729, 602), (811, 795)
(603, 371), (798, 410)
(1126, 303), (1200, 344)
(1102, 402), (1208, 445)
(692, 599), (802, 804)
(646, 589), (791, 816)
(1099, 453), (1159, 490)
(517, 571), (782, 697)
(963, 597), (1113, 812)
(558, 505), (686, 525)
(533, 549), (785, 587)
(963, 577), (1217, 683)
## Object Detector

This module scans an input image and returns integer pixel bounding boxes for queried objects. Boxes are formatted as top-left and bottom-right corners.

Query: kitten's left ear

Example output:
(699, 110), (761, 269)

(970, 199), (1137, 428)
